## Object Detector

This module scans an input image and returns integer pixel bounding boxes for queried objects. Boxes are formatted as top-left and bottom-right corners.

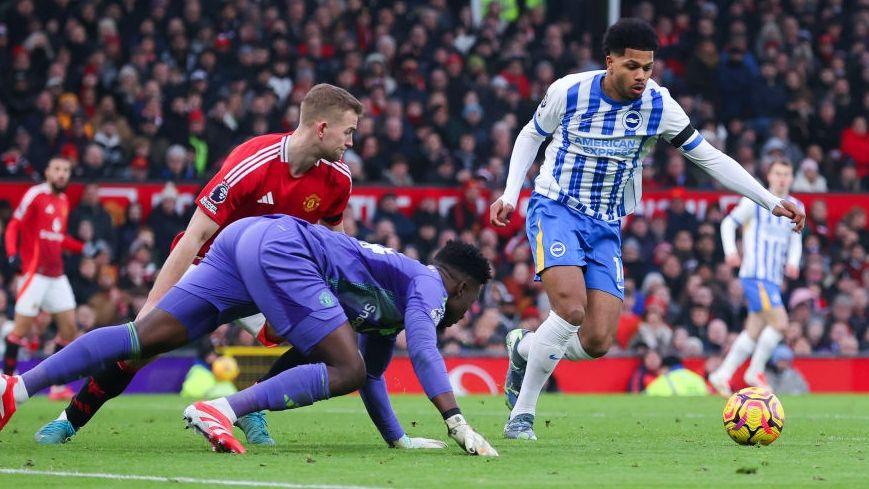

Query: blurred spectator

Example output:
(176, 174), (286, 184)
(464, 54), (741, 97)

(373, 194), (415, 243)
(69, 183), (115, 248)
(645, 355), (710, 396)
(765, 345), (809, 395)
(791, 158), (827, 193)
(840, 116), (868, 181)
(88, 265), (130, 325)
(146, 184), (186, 263)
(627, 348), (661, 393)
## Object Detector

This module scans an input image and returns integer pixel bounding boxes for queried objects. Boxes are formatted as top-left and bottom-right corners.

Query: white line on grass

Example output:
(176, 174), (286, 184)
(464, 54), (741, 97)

(0, 468), (385, 489)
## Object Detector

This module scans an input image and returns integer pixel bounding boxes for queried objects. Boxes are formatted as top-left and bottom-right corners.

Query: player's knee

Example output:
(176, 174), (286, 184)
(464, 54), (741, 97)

(552, 302), (586, 327)
(581, 329), (613, 358)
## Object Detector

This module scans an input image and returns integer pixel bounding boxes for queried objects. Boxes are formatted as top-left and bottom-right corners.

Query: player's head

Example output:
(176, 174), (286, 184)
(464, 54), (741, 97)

(433, 240), (492, 330)
(767, 159), (794, 195)
(45, 157), (72, 192)
(299, 83), (363, 161)
(602, 18), (659, 100)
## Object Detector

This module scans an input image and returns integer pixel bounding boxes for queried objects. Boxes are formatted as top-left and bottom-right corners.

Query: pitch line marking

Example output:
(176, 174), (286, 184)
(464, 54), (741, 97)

(0, 468), (386, 489)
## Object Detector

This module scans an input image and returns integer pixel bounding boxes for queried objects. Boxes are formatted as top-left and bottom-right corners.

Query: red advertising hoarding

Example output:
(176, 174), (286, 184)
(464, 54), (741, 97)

(0, 182), (865, 229)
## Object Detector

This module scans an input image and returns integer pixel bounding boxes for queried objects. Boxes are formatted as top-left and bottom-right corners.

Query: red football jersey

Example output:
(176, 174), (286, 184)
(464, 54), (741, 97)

(192, 132), (352, 256)
(4, 183), (81, 277)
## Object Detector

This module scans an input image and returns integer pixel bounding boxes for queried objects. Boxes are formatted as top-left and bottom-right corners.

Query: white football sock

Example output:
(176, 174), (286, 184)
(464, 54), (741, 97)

(208, 397), (238, 424)
(747, 326), (783, 376)
(563, 333), (594, 361)
(13, 375), (29, 404)
(57, 410), (68, 421)
(715, 331), (756, 380)
(517, 332), (534, 360)
(510, 311), (578, 418)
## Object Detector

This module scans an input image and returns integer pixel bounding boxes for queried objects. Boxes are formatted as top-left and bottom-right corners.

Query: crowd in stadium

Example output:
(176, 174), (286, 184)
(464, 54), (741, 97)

(0, 0), (867, 372)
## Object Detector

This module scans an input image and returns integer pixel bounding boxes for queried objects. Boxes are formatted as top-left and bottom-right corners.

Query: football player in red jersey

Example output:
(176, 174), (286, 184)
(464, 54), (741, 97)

(34, 84), (362, 445)
(4, 158), (84, 400)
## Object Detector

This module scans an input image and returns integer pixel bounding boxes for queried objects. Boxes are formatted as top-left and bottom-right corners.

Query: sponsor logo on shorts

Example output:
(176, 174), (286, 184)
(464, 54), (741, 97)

(622, 110), (643, 131)
(303, 194), (321, 213)
(318, 291), (334, 307)
(549, 241), (566, 257)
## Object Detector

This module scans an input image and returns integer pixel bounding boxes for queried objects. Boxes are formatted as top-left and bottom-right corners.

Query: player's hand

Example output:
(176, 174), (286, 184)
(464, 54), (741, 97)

(389, 434), (448, 449)
(445, 414), (498, 457)
(724, 253), (741, 268)
(489, 199), (514, 227)
(785, 265), (800, 280)
(772, 200), (805, 233)
(7, 254), (21, 274)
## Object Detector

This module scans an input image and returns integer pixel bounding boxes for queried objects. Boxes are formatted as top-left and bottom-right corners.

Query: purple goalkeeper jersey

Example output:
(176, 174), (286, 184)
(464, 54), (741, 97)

(180, 215), (453, 402)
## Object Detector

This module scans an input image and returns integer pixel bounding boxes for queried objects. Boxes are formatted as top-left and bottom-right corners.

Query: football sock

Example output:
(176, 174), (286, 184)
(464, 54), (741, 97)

(3, 334), (23, 375)
(563, 333), (594, 361)
(20, 323), (141, 397)
(510, 311), (578, 418)
(226, 363), (330, 418)
(65, 362), (137, 430)
(716, 331), (756, 380)
(747, 326), (783, 376)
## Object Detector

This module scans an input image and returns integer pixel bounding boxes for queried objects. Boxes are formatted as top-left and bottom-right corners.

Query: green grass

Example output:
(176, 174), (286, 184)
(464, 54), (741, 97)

(1, 394), (868, 488)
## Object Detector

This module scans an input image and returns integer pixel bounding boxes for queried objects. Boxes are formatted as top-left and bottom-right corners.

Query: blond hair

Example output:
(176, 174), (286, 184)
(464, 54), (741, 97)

(299, 83), (363, 126)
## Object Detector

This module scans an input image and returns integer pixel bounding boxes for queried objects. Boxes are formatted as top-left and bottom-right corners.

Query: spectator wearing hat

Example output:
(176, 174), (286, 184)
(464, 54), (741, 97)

(764, 345), (809, 394)
(792, 158), (828, 192)
(187, 109), (209, 176)
(146, 183), (186, 263)
(634, 295), (673, 351)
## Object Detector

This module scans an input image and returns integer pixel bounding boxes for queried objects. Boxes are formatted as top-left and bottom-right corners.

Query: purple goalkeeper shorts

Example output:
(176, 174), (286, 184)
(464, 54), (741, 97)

(161, 216), (348, 355)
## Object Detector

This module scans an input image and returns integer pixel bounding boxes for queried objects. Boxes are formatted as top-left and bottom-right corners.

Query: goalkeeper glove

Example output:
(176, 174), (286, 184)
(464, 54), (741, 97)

(445, 414), (498, 456)
(389, 434), (447, 449)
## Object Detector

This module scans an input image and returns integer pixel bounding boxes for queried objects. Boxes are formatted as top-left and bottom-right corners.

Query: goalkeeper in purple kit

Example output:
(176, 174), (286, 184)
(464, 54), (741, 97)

(0, 215), (498, 456)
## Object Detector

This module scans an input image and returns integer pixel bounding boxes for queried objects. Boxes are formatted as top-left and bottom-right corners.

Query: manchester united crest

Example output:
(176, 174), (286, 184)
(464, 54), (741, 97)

(303, 194), (321, 212)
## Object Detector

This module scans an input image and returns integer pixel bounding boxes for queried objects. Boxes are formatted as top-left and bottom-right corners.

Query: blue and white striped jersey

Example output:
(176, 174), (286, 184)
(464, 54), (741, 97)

(723, 196), (804, 286)
(532, 70), (703, 221)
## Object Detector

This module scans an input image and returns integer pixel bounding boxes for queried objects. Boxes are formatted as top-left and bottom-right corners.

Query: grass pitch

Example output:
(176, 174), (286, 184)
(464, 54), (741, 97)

(1, 394), (867, 488)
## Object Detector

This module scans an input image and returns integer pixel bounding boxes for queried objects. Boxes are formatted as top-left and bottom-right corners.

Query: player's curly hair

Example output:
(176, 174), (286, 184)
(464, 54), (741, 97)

(434, 240), (492, 285)
(602, 18), (659, 55)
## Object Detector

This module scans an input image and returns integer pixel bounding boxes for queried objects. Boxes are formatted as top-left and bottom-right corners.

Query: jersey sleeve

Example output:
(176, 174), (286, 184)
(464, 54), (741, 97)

(195, 151), (263, 226)
(727, 197), (757, 226)
(721, 197), (755, 257)
(358, 333), (405, 443)
(5, 188), (40, 255)
(658, 88), (699, 147)
(531, 77), (568, 137)
(402, 275), (452, 400)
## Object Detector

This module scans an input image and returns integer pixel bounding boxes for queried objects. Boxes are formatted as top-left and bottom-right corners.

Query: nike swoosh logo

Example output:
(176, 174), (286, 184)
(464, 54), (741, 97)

(548, 354), (561, 361)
